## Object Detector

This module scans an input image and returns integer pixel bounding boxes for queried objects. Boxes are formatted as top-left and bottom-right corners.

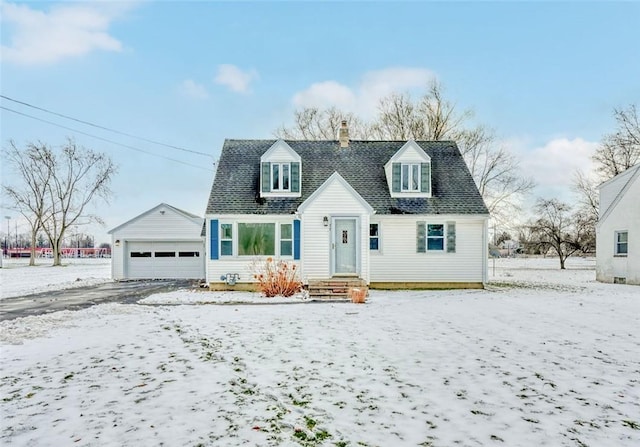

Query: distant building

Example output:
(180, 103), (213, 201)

(596, 164), (640, 285)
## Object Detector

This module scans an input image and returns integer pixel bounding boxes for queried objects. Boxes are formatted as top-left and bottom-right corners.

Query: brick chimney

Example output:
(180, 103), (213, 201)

(338, 120), (349, 148)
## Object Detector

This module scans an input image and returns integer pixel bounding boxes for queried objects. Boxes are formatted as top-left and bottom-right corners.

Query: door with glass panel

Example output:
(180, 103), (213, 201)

(333, 218), (357, 275)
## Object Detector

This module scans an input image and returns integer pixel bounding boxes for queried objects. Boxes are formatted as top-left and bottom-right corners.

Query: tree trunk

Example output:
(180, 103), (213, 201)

(559, 256), (566, 270)
(29, 230), (37, 267)
(52, 238), (62, 266)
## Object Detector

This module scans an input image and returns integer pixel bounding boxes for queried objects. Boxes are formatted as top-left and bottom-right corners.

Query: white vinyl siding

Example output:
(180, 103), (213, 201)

(297, 176), (371, 283)
(596, 167), (640, 285)
(615, 231), (628, 255)
(204, 215), (300, 284)
(372, 216), (486, 283)
(110, 204), (204, 280)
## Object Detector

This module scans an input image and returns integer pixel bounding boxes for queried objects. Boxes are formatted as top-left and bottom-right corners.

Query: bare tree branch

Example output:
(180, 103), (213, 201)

(528, 198), (594, 269)
(593, 104), (640, 178)
(2, 138), (117, 266)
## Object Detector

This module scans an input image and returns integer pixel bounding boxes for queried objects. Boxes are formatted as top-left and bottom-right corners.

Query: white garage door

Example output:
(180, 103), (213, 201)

(126, 241), (204, 279)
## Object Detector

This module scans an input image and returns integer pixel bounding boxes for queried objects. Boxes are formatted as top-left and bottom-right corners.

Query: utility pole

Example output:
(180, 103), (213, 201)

(4, 216), (10, 256)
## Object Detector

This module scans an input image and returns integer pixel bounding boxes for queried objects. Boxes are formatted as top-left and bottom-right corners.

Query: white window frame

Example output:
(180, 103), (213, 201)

(220, 223), (233, 257)
(401, 163), (420, 192)
(280, 223), (293, 257)
(615, 230), (628, 256)
(427, 223), (444, 251)
(369, 223), (380, 252)
(271, 162), (291, 192)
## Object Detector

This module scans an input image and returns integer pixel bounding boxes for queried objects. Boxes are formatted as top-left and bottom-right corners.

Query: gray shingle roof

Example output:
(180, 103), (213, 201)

(205, 140), (489, 216)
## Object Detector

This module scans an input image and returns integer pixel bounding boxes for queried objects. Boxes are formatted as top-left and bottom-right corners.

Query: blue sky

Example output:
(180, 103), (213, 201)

(1, 1), (639, 245)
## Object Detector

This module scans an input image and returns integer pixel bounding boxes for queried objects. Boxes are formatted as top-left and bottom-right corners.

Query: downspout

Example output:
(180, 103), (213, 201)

(483, 217), (489, 285)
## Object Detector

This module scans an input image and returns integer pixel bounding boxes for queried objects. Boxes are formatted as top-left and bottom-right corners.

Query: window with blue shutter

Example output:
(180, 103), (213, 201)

(261, 162), (271, 193)
(392, 163), (401, 193)
(293, 219), (301, 260)
(210, 219), (219, 260)
(446, 222), (456, 253)
(421, 162), (431, 194)
(416, 222), (426, 253)
(291, 162), (300, 193)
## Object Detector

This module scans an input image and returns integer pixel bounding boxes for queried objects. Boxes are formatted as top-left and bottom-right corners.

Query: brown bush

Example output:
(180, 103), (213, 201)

(251, 257), (303, 297)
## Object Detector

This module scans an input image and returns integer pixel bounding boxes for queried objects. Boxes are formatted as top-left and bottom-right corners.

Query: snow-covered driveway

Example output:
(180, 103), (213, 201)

(1, 257), (639, 446)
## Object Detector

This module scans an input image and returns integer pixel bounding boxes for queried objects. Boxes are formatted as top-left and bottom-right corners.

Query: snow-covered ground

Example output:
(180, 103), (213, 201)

(0, 257), (112, 300)
(1, 256), (639, 446)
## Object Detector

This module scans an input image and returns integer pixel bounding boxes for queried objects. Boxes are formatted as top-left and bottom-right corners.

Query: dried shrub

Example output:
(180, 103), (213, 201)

(251, 257), (303, 297)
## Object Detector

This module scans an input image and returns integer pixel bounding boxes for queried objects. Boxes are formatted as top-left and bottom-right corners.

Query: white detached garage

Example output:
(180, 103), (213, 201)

(109, 203), (205, 280)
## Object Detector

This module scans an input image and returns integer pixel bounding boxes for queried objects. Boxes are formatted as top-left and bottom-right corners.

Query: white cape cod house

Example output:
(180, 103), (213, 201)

(204, 127), (489, 290)
(596, 163), (640, 285)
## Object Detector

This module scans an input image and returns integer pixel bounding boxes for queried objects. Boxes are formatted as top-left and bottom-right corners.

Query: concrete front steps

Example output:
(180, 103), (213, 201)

(307, 277), (368, 300)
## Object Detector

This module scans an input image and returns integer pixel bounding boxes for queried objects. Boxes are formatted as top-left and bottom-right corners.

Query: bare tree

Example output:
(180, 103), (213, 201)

(593, 104), (640, 178)
(570, 103), (638, 247)
(276, 81), (534, 224)
(370, 92), (425, 140)
(418, 80), (472, 140)
(3, 138), (117, 266)
(2, 140), (53, 266)
(275, 107), (369, 140)
(43, 139), (117, 266)
(528, 198), (594, 269)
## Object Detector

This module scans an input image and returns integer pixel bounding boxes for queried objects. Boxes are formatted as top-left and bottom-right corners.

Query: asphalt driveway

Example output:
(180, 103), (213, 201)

(0, 279), (195, 321)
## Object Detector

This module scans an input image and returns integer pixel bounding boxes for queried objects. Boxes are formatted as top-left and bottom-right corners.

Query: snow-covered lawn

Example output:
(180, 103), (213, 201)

(1, 257), (640, 446)
(0, 258), (112, 300)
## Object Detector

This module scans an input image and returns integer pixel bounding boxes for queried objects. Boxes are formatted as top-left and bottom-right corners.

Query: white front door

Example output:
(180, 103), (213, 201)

(333, 218), (358, 275)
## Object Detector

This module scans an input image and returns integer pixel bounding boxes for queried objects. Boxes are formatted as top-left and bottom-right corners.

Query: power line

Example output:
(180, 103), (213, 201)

(1, 106), (214, 172)
(0, 94), (213, 158)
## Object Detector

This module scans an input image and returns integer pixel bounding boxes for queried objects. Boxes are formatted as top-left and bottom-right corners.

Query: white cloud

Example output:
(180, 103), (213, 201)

(292, 67), (435, 116)
(179, 79), (209, 100)
(0, 2), (129, 65)
(213, 64), (259, 94)
(518, 137), (598, 200)
(292, 81), (356, 110)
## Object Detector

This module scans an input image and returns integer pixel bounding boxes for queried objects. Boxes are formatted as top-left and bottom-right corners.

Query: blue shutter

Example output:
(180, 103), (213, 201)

(290, 162), (300, 193)
(210, 219), (219, 260)
(261, 162), (271, 193)
(392, 163), (401, 192)
(293, 219), (301, 260)
(447, 221), (456, 253)
(416, 222), (426, 253)
(421, 162), (431, 194)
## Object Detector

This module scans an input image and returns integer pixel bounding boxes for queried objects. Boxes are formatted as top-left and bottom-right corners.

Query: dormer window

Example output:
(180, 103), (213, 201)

(402, 163), (421, 192)
(260, 140), (302, 197)
(385, 140), (432, 198)
(272, 163), (290, 191)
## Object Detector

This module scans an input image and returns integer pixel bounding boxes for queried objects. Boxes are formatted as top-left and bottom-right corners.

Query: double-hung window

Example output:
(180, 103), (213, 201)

(369, 223), (380, 251)
(417, 222), (452, 253)
(220, 223), (233, 256)
(272, 163), (290, 191)
(401, 163), (420, 192)
(280, 223), (293, 256)
(615, 231), (628, 255)
(427, 224), (444, 251)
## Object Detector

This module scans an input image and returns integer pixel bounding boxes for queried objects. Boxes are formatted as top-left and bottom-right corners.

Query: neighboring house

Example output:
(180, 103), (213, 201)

(596, 164), (640, 285)
(109, 203), (205, 280)
(204, 124), (490, 290)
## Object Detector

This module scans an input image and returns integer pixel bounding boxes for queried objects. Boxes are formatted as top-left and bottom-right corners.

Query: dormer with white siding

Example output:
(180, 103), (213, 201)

(384, 140), (432, 198)
(260, 140), (302, 198)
